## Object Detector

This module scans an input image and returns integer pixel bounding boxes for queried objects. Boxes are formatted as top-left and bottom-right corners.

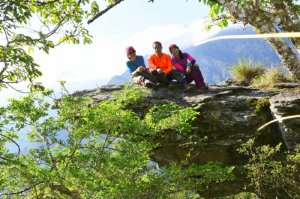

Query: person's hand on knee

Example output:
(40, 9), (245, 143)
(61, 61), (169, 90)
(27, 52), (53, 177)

(138, 66), (145, 72)
(186, 66), (192, 73)
(157, 68), (164, 74)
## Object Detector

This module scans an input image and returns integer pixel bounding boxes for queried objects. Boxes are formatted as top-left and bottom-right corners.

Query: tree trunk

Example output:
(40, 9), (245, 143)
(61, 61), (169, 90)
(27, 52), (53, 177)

(279, 1), (300, 49)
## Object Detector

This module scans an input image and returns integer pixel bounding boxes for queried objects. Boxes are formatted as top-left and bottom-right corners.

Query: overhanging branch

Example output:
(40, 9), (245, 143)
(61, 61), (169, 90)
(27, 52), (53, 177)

(0, 133), (21, 155)
(0, 181), (44, 196)
(87, 0), (124, 24)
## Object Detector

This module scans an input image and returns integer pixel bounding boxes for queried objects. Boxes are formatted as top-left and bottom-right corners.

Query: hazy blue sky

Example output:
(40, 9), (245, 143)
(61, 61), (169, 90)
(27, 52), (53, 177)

(91, 0), (210, 41)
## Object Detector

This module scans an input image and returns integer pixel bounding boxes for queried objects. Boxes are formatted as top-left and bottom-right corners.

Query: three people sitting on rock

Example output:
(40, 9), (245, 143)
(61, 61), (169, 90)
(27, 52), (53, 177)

(125, 41), (207, 90)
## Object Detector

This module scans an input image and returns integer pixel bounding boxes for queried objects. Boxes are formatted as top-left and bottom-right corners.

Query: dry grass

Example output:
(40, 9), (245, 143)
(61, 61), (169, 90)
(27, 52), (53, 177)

(251, 67), (294, 88)
(231, 59), (265, 83)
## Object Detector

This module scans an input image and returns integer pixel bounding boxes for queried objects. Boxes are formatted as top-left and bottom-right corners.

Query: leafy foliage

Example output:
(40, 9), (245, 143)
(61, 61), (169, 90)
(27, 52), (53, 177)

(145, 103), (198, 136)
(199, 0), (300, 30)
(0, 0), (96, 90)
(113, 83), (149, 107)
(0, 86), (233, 198)
(238, 139), (300, 199)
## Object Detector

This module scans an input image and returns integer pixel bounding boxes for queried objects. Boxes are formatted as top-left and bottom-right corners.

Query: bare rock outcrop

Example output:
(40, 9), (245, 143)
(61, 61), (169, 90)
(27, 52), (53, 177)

(269, 93), (300, 149)
(72, 84), (300, 165)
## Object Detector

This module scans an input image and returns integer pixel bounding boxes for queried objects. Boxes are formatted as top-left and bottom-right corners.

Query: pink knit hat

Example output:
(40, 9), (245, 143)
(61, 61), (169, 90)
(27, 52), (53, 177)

(125, 46), (135, 54)
(168, 44), (179, 53)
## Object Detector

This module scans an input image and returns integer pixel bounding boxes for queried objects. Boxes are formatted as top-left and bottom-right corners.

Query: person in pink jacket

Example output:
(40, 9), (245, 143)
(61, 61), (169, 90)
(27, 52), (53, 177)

(169, 44), (208, 90)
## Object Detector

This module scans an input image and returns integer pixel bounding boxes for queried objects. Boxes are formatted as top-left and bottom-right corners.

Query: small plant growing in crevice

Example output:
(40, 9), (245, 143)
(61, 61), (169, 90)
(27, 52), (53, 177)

(197, 101), (225, 134)
(254, 98), (270, 114)
(247, 97), (270, 114)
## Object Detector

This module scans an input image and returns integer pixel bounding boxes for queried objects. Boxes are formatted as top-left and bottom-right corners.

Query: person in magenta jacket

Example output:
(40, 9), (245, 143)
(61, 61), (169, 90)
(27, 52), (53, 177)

(169, 44), (208, 90)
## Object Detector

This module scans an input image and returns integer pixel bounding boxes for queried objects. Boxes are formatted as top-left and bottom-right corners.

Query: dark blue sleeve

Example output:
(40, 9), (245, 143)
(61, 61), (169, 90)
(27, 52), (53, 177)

(137, 56), (146, 68)
(126, 61), (136, 73)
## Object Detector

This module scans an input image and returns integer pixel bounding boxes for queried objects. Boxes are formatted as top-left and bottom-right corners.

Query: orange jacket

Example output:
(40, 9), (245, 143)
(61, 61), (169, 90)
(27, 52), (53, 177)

(148, 53), (173, 75)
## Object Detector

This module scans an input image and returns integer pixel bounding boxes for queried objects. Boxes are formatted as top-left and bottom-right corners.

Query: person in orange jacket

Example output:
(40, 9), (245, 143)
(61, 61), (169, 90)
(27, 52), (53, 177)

(148, 41), (187, 88)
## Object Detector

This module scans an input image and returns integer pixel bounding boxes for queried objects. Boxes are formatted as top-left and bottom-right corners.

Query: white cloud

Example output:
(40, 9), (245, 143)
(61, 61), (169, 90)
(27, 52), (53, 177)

(123, 19), (220, 54)
(34, 37), (125, 86)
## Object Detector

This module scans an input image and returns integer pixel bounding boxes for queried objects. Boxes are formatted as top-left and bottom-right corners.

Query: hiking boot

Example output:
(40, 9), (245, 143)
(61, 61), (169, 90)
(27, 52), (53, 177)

(197, 84), (209, 90)
(156, 83), (165, 87)
(168, 82), (177, 89)
(145, 80), (157, 89)
(183, 84), (194, 92)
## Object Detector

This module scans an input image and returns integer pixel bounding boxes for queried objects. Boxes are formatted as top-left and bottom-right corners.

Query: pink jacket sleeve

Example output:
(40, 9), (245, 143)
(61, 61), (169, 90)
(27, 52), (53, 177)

(186, 53), (196, 64)
(172, 61), (185, 72)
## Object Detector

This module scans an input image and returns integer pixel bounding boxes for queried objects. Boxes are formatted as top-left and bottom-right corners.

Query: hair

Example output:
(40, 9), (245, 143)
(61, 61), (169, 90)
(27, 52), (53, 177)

(178, 50), (184, 59)
(169, 44), (184, 59)
(127, 52), (136, 60)
(153, 41), (162, 47)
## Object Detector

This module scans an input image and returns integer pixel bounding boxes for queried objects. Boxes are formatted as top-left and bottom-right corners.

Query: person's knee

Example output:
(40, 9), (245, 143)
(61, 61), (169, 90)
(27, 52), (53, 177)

(132, 76), (143, 84)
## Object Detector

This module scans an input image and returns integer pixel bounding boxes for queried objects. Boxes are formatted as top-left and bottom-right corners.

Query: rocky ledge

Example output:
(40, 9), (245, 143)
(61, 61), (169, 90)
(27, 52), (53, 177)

(73, 84), (300, 164)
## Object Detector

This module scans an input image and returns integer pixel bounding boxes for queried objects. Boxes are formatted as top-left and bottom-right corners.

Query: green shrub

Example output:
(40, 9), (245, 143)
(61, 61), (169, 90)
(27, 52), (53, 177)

(238, 139), (300, 199)
(231, 59), (265, 83)
(0, 86), (234, 198)
(251, 67), (293, 88)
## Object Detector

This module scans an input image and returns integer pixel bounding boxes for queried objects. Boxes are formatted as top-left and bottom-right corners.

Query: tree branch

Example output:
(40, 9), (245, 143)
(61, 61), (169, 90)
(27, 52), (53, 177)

(87, 0), (125, 24)
(0, 28), (10, 78)
(0, 181), (44, 196)
(35, 0), (59, 6)
(50, 183), (82, 199)
(6, 83), (32, 94)
(0, 133), (21, 155)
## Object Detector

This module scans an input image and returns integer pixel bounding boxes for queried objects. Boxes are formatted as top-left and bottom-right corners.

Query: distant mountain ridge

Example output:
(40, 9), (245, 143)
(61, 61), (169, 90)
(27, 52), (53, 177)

(108, 25), (281, 85)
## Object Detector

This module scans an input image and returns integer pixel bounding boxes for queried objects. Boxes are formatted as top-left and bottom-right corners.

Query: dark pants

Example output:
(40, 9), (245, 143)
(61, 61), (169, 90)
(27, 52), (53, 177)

(166, 70), (185, 85)
(151, 70), (185, 85)
(150, 70), (170, 85)
(185, 66), (205, 87)
(138, 71), (157, 83)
